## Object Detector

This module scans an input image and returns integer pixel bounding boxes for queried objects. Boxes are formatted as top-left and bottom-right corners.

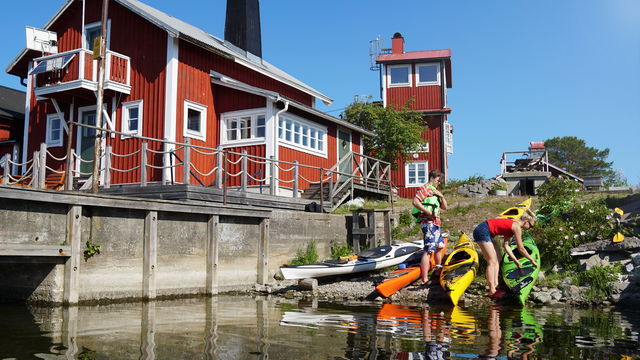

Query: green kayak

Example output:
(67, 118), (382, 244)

(500, 233), (541, 305)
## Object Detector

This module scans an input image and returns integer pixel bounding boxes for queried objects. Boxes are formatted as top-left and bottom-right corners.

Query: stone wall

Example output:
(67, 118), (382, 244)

(0, 187), (389, 304)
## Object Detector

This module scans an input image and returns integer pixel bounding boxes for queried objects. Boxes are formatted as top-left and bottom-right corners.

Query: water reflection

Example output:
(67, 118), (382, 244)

(1, 296), (639, 359)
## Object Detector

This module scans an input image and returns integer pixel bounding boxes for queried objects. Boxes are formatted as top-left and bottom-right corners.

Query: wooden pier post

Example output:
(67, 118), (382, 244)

(257, 218), (270, 285)
(143, 210), (158, 300)
(206, 215), (219, 295)
(63, 205), (82, 305)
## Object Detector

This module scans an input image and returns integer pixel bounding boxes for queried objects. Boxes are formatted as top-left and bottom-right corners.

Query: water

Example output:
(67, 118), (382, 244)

(1, 296), (639, 359)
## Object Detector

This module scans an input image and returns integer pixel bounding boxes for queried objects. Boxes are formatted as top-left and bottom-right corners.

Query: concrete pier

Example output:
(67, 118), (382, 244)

(0, 186), (380, 304)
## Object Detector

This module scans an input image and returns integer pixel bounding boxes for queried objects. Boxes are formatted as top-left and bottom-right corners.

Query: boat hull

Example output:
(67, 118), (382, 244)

(280, 241), (423, 280)
(501, 235), (540, 305)
(375, 266), (421, 297)
(439, 233), (479, 305)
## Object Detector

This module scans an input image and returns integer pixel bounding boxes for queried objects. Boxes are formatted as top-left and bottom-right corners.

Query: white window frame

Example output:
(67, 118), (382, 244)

(220, 108), (267, 146)
(278, 113), (327, 157)
(83, 20), (112, 51)
(121, 100), (143, 138)
(388, 64), (412, 88)
(46, 113), (64, 147)
(405, 161), (429, 187)
(183, 100), (207, 141)
(416, 63), (441, 86)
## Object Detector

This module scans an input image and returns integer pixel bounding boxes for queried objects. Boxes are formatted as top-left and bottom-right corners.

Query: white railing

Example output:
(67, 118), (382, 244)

(0, 123), (392, 209)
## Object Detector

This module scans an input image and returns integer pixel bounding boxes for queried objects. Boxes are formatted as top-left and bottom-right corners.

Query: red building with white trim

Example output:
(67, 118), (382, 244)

(5, 0), (377, 200)
(376, 33), (453, 198)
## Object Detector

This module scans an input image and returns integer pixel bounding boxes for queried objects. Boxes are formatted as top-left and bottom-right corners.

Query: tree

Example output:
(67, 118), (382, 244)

(342, 101), (426, 167)
(543, 136), (615, 181)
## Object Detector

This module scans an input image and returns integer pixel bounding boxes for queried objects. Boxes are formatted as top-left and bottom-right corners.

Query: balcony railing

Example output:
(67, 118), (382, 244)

(33, 48), (131, 96)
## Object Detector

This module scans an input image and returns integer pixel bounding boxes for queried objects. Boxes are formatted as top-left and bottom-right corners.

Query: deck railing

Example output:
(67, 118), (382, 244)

(0, 123), (391, 210)
(33, 48), (131, 90)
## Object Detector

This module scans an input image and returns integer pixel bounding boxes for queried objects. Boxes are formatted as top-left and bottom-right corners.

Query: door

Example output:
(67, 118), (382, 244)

(337, 129), (351, 180)
(79, 110), (97, 175)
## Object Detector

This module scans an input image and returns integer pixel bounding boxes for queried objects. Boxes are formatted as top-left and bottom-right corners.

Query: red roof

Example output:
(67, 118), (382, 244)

(376, 49), (451, 63)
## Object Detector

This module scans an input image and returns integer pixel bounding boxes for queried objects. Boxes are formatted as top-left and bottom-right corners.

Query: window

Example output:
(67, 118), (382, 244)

(84, 21), (111, 51)
(183, 101), (207, 141)
(278, 114), (327, 155)
(221, 109), (267, 144)
(417, 63), (440, 85)
(389, 65), (411, 87)
(406, 161), (428, 187)
(121, 100), (143, 137)
(46, 113), (63, 147)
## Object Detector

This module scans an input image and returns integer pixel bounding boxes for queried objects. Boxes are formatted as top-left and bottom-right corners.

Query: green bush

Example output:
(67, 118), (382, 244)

(330, 242), (352, 259)
(574, 264), (621, 302)
(531, 178), (616, 269)
(290, 241), (319, 265)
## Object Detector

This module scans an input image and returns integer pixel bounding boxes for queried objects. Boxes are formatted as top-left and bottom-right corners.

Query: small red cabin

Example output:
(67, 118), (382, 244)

(376, 33), (453, 198)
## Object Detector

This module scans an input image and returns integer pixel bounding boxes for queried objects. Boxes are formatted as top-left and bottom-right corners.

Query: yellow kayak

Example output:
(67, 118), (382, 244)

(439, 233), (479, 305)
(497, 198), (532, 219)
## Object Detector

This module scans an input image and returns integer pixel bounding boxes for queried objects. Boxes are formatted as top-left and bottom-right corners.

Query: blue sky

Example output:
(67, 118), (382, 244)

(1, 0), (638, 185)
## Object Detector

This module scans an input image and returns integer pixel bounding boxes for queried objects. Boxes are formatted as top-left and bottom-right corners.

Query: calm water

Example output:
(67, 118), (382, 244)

(1, 296), (639, 360)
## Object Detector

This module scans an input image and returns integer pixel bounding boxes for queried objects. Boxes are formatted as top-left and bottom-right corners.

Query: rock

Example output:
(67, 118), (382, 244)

(632, 253), (640, 266)
(538, 271), (546, 282)
(532, 292), (552, 304)
(550, 289), (563, 301)
(342, 197), (365, 209)
(560, 277), (572, 288)
(562, 285), (582, 303)
(551, 264), (563, 273)
(579, 254), (608, 271)
(298, 278), (318, 291)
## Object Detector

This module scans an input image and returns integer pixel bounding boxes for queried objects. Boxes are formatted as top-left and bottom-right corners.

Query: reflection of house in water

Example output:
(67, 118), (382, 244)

(499, 141), (583, 196)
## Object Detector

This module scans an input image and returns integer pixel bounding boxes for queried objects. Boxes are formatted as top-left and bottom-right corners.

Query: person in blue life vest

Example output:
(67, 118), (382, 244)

(412, 169), (448, 285)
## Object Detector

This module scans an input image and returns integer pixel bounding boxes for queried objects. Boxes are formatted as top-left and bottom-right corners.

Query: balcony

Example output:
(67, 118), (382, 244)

(32, 48), (131, 98)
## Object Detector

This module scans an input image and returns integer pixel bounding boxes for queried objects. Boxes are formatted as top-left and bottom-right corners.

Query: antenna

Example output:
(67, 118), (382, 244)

(369, 36), (383, 71)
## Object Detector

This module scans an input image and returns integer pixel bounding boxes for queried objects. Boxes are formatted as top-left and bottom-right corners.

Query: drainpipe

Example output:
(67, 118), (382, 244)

(271, 98), (288, 195)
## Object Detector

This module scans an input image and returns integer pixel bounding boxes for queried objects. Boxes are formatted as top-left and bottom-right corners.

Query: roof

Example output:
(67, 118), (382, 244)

(0, 85), (26, 122)
(6, 0), (333, 105)
(210, 71), (375, 137)
(377, 49), (453, 88)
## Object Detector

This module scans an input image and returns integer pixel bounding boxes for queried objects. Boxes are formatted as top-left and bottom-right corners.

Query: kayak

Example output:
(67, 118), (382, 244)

(439, 233), (479, 305)
(375, 234), (447, 298)
(497, 198), (532, 219)
(280, 241), (423, 280)
(500, 233), (541, 305)
(375, 265), (421, 297)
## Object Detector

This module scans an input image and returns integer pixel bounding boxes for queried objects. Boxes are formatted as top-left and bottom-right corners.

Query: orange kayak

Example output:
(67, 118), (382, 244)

(375, 266), (421, 297)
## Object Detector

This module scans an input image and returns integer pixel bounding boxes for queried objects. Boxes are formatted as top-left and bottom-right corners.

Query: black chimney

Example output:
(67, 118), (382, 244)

(225, 0), (262, 58)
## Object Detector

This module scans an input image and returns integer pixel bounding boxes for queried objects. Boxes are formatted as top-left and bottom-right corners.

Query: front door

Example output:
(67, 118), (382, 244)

(337, 129), (351, 180)
(79, 110), (96, 175)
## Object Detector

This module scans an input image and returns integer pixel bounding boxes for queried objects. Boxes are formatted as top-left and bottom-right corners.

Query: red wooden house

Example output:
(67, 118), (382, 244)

(0, 86), (25, 176)
(376, 33), (453, 198)
(5, 0), (385, 206)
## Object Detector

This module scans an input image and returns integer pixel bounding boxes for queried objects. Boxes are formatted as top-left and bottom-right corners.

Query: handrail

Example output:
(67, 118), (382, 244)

(0, 121), (392, 207)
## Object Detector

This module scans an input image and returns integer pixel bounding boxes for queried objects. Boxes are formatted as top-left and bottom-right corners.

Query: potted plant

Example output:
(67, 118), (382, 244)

(490, 182), (508, 196)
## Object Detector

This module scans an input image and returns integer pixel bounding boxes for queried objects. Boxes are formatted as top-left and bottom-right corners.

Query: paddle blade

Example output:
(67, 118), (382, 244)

(613, 232), (625, 243)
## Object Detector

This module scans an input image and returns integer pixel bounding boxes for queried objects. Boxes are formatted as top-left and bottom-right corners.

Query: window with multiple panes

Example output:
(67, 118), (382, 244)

(416, 63), (440, 85)
(406, 161), (428, 187)
(46, 113), (63, 147)
(121, 100), (143, 137)
(221, 110), (266, 144)
(388, 64), (411, 87)
(84, 21), (110, 51)
(278, 115), (326, 155)
(183, 101), (207, 141)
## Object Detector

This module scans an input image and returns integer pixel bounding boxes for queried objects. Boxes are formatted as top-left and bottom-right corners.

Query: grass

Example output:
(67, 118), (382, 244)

(332, 199), (394, 214)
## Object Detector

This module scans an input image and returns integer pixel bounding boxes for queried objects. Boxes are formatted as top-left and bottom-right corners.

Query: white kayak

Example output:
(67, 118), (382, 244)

(279, 241), (424, 280)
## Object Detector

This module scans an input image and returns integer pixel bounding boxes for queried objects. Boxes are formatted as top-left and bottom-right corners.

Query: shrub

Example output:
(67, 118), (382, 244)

(290, 241), (319, 265)
(531, 177), (617, 269)
(330, 242), (352, 259)
(574, 264), (621, 302)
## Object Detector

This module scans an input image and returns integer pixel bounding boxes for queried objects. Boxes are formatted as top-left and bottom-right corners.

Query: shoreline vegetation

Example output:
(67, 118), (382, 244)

(271, 178), (639, 308)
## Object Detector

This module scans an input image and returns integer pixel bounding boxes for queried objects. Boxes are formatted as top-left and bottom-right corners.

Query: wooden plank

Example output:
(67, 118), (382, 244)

(206, 215), (219, 295)
(63, 205), (82, 305)
(143, 210), (158, 300)
(0, 186), (271, 218)
(0, 244), (71, 257)
(257, 218), (269, 285)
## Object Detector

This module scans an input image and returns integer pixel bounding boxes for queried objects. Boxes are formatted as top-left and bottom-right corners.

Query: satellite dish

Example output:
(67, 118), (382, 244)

(26, 26), (58, 54)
